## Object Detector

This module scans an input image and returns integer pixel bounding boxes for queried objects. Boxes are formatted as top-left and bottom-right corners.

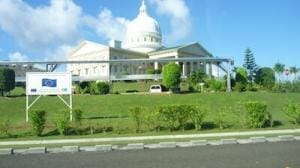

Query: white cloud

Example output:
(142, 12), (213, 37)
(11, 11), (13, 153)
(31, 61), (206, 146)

(8, 52), (28, 61)
(84, 8), (129, 41)
(150, 0), (192, 43)
(0, 0), (82, 50)
(0, 0), (192, 61)
(44, 44), (75, 61)
(0, 0), (129, 60)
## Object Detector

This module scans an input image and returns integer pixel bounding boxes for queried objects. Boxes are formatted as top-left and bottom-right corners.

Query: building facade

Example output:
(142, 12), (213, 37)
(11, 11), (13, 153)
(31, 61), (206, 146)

(67, 0), (223, 80)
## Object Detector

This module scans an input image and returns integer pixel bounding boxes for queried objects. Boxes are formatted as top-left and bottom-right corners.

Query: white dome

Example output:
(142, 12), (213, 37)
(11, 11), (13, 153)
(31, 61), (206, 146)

(124, 0), (162, 53)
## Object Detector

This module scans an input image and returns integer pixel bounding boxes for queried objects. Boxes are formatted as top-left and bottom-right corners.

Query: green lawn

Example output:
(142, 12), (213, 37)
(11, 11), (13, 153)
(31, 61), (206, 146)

(0, 86), (299, 140)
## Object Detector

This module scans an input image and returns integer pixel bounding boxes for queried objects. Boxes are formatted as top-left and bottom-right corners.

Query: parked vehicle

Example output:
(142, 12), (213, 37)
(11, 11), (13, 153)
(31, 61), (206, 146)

(149, 85), (162, 93)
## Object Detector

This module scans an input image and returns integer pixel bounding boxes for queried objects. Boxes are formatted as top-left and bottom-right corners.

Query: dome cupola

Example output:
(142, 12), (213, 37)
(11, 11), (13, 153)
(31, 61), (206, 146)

(124, 0), (162, 53)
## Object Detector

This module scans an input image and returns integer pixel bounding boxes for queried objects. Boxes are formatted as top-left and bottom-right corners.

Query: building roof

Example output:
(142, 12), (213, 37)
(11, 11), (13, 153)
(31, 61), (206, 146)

(148, 42), (213, 57)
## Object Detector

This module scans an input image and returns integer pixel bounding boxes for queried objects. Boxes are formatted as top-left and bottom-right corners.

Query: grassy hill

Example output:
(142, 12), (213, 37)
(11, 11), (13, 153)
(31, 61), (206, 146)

(1, 89), (299, 137)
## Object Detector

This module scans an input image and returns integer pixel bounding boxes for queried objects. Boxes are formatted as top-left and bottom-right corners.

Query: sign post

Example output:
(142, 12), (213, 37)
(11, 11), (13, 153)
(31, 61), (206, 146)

(26, 72), (72, 122)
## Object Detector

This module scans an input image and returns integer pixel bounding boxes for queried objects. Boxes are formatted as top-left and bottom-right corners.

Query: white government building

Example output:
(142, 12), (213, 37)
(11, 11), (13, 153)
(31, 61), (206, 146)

(67, 0), (225, 80)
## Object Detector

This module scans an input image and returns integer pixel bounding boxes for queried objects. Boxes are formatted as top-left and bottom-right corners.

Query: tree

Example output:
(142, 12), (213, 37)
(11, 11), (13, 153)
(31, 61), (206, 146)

(0, 68), (15, 96)
(243, 48), (258, 83)
(235, 67), (248, 84)
(162, 62), (181, 92)
(273, 63), (285, 83)
(255, 67), (275, 90)
(234, 67), (248, 92)
(289, 66), (298, 81)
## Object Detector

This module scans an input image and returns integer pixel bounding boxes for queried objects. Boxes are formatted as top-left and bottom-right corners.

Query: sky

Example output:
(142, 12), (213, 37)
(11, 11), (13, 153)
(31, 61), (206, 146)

(0, 0), (299, 68)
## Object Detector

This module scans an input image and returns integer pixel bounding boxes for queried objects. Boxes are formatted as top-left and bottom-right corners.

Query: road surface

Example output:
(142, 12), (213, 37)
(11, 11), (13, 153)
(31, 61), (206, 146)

(0, 141), (299, 168)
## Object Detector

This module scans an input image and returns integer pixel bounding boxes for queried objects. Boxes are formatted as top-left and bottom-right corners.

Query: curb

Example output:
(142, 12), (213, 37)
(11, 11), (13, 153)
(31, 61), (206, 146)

(250, 136), (267, 143)
(0, 148), (13, 155)
(1, 135), (299, 155)
(26, 147), (46, 154)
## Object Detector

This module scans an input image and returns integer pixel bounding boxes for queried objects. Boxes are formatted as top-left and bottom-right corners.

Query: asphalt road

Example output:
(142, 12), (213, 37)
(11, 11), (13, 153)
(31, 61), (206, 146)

(1, 141), (299, 168)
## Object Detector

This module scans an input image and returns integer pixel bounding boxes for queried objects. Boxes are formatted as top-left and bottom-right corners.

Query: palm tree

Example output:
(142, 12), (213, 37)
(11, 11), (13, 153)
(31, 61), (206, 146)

(273, 63), (285, 83)
(289, 66), (299, 81)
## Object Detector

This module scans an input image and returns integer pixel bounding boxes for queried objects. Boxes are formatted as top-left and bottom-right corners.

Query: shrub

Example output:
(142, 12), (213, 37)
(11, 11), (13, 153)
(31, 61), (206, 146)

(74, 84), (81, 94)
(283, 102), (300, 125)
(157, 105), (191, 131)
(97, 82), (110, 94)
(0, 119), (12, 137)
(174, 105), (190, 130)
(244, 102), (272, 128)
(30, 110), (46, 136)
(89, 82), (98, 95)
(235, 67), (248, 84)
(234, 82), (246, 92)
(79, 82), (90, 94)
(189, 105), (207, 130)
(255, 67), (275, 90)
(54, 111), (70, 135)
(73, 109), (83, 125)
(206, 79), (225, 92)
(162, 62), (181, 92)
(0, 68), (15, 96)
(157, 105), (179, 131)
(144, 111), (163, 132)
(72, 109), (83, 134)
(129, 107), (143, 133)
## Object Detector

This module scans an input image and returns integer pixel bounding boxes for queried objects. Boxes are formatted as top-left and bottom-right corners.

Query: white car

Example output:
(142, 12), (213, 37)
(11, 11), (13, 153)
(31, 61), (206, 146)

(150, 85), (162, 93)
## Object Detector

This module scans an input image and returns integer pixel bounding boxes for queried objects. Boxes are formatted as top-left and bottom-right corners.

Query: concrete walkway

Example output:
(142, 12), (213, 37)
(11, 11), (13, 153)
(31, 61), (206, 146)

(1, 128), (300, 146)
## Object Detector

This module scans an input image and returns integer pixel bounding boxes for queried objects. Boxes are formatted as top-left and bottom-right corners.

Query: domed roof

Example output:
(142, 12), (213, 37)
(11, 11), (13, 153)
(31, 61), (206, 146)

(124, 0), (162, 53)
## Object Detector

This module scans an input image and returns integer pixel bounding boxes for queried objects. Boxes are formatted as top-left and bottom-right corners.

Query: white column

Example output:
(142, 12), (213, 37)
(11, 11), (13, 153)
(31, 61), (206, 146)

(183, 62), (187, 76)
(190, 62), (194, 74)
(154, 62), (158, 70)
(227, 61), (232, 92)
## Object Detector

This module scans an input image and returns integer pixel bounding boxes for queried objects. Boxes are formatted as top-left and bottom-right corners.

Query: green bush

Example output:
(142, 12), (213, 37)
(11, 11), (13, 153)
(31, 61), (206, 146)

(235, 67), (248, 84)
(30, 110), (46, 136)
(206, 79), (225, 92)
(0, 119), (12, 137)
(73, 109), (83, 125)
(157, 105), (179, 131)
(273, 81), (300, 93)
(72, 109), (83, 134)
(97, 82), (110, 94)
(54, 111), (70, 135)
(157, 105), (193, 131)
(244, 102), (272, 128)
(129, 107), (143, 133)
(144, 111), (163, 132)
(174, 105), (190, 130)
(234, 82), (246, 92)
(0, 68), (15, 96)
(255, 67), (275, 90)
(89, 82), (98, 95)
(283, 102), (300, 125)
(188, 105), (207, 130)
(79, 82), (90, 94)
(162, 62), (181, 92)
